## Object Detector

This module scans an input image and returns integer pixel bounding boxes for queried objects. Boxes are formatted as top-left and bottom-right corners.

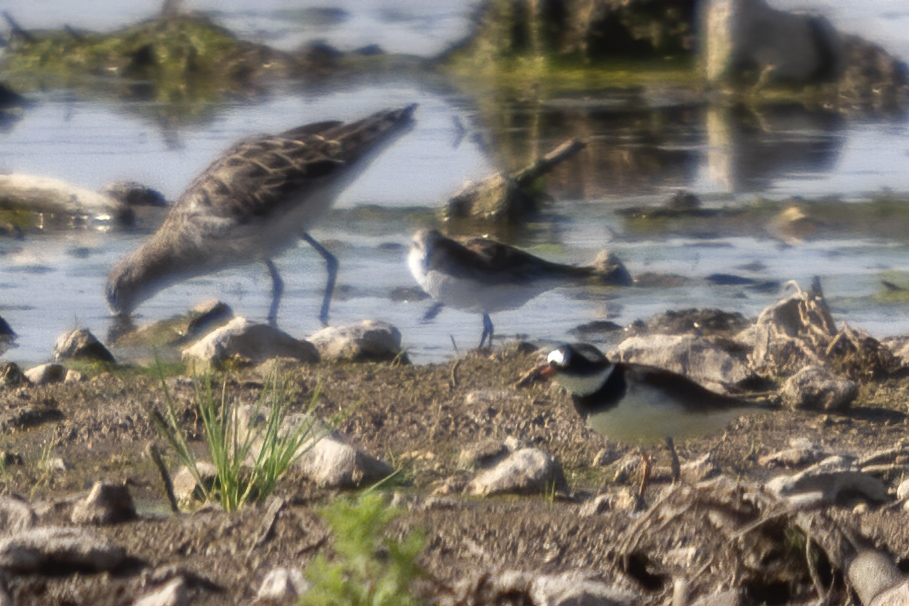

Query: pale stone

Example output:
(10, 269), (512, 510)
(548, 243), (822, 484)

(467, 448), (565, 497)
(182, 317), (318, 371)
(23, 363), (66, 385)
(308, 319), (403, 362)
(0, 526), (126, 572)
(53, 328), (115, 363)
(256, 567), (309, 602)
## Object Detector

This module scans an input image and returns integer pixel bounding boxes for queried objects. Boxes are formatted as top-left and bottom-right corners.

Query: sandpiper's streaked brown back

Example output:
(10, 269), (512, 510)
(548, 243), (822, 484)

(106, 104), (417, 325)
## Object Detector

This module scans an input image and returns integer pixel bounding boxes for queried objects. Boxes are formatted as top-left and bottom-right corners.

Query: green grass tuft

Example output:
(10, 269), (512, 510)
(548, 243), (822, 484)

(147, 364), (329, 512)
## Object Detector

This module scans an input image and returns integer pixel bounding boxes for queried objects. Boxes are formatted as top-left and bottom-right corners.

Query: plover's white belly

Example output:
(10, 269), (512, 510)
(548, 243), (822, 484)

(586, 383), (750, 446)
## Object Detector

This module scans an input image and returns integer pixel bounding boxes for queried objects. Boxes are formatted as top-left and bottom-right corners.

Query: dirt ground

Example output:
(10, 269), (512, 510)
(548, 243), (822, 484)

(1, 345), (909, 605)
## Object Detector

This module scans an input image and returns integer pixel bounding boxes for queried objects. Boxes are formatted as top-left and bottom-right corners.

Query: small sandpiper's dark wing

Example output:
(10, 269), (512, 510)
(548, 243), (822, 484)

(621, 363), (758, 413)
(166, 104), (417, 228)
(460, 236), (595, 283)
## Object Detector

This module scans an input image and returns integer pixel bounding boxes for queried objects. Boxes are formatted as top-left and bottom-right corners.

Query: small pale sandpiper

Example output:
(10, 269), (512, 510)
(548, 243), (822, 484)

(408, 228), (631, 348)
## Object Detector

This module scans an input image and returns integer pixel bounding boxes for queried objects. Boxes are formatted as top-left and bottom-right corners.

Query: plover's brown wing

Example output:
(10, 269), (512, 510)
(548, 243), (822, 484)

(461, 237), (595, 283)
(167, 104), (417, 226)
(622, 363), (758, 413)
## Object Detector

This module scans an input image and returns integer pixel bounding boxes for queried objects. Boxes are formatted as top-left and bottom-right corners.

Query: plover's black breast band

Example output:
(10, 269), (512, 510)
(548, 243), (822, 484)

(573, 365), (627, 418)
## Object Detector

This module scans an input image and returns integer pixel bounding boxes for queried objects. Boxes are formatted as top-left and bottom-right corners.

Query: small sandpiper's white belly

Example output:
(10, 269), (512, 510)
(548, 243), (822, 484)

(408, 252), (560, 314)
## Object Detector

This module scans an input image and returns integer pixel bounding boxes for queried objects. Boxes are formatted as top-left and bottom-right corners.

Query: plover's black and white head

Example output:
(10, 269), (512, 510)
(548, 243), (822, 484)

(107, 104), (417, 326)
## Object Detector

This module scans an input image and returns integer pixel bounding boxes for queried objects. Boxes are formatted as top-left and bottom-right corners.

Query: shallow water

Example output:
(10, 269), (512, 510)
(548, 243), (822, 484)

(2, 1), (909, 366)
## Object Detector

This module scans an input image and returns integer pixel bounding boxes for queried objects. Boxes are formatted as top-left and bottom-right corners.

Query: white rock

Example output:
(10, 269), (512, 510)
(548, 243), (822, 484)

(308, 320), (403, 362)
(847, 550), (905, 606)
(897, 479), (909, 501)
(869, 580), (909, 606)
(231, 404), (393, 489)
(134, 578), (188, 606)
(296, 436), (394, 489)
(53, 328), (115, 363)
(766, 463), (888, 506)
(256, 567), (309, 602)
(71, 481), (137, 525)
(0, 173), (128, 219)
(0, 526), (126, 572)
(781, 365), (857, 411)
(172, 462), (218, 504)
(610, 334), (753, 388)
(531, 571), (636, 606)
(64, 369), (86, 384)
(691, 589), (741, 606)
(23, 363), (66, 385)
(467, 448), (564, 496)
(182, 317), (318, 371)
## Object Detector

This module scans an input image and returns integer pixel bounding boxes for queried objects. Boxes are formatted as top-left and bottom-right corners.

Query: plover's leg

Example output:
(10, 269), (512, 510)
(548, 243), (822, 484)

(479, 313), (494, 348)
(265, 259), (284, 327)
(421, 301), (444, 323)
(301, 232), (338, 326)
(665, 436), (681, 483)
(637, 450), (653, 499)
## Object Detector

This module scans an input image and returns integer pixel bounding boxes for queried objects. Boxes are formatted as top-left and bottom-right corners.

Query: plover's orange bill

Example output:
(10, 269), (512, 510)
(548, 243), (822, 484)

(107, 104), (417, 327)
(407, 229), (631, 348)
(538, 342), (773, 496)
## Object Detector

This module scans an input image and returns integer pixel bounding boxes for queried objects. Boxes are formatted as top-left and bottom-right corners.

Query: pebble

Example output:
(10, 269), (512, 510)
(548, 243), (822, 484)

(71, 481), (137, 525)
(296, 436), (394, 489)
(0, 526), (126, 572)
(23, 363), (66, 385)
(897, 479), (909, 501)
(0, 362), (28, 388)
(765, 460), (888, 506)
(308, 319), (404, 362)
(172, 462), (218, 505)
(610, 334), (754, 388)
(182, 317), (319, 371)
(781, 365), (857, 411)
(134, 578), (188, 606)
(256, 567), (309, 602)
(53, 328), (115, 363)
(458, 440), (510, 470)
(466, 448), (566, 497)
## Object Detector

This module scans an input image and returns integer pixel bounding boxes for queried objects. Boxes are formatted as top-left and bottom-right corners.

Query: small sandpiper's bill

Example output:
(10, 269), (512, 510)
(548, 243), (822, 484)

(107, 104), (417, 326)
(538, 342), (770, 495)
(408, 229), (632, 348)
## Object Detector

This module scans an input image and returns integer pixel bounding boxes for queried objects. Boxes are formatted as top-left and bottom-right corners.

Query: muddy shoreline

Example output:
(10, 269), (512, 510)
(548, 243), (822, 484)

(0, 343), (906, 604)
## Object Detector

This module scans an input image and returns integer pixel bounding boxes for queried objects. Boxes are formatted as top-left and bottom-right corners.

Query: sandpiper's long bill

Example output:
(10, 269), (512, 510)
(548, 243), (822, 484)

(408, 229), (631, 348)
(106, 104), (417, 326)
(539, 342), (771, 495)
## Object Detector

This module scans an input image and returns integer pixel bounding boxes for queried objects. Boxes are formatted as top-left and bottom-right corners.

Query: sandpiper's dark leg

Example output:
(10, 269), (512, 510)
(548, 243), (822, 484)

(479, 313), (494, 348)
(421, 301), (445, 323)
(665, 436), (681, 483)
(265, 259), (284, 326)
(301, 232), (338, 326)
(638, 450), (653, 499)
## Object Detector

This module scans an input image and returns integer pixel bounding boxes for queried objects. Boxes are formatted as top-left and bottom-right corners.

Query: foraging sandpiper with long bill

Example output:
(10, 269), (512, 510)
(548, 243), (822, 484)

(106, 104), (417, 326)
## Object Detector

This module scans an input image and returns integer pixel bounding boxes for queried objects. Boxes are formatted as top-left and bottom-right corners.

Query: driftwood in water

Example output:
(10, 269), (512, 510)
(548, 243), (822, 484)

(444, 139), (586, 223)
